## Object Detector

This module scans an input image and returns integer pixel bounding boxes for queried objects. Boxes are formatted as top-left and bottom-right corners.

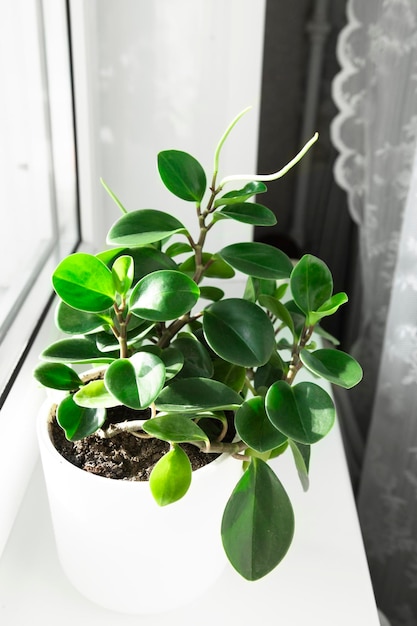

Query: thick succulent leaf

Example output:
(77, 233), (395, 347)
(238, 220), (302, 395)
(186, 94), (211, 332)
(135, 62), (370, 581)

(57, 394), (106, 441)
(171, 334), (214, 378)
(213, 181), (267, 207)
(290, 254), (333, 317)
(74, 379), (121, 408)
(203, 298), (275, 367)
(289, 440), (311, 492)
(179, 253), (235, 279)
(52, 253), (115, 313)
(300, 348), (363, 389)
(104, 352), (166, 409)
(219, 242), (293, 280)
(41, 338), (116, 364)
(265, 381), (335, 445)
(157, 150), (206, 202)
(215, 202), (277, 226)
(221, 458), (295, 580)
(107, 209), (188, 246)
(156, 377), (243, 412)
(55, 301), (106, 335)
(129, 270), (200, 321)
(111, 255), (134, 295)
(33, 362), (83, 391)
(142, 413), (209, 444)
(235, 396), (287, 453)
(150, 444), (192, 506)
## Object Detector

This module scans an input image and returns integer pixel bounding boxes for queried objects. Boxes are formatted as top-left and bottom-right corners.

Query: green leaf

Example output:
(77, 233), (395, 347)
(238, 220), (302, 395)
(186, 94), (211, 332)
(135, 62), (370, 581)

(112, 255), (134, 296)
(290, 255), (333, 317)
(107, 209), (188, 246)
(179, 253), (235, 279)
(156, 377), (243, 412)
(142, 414), (209, 444)
(265, 381), (335, 445)
(300, 348), (363, 389)
(128, 246), (178, 280)
(41, 338), (116, 364)
(307, 292), (348, 326)
(171, 334), (214, 379)
(219, 242), (293, 280)
(213, 181), (267, 207)
(157, 150), (206, 202)
(199, 286), (224, 302)
(138, 345), (184, 381)
(55, 301), (105, 335)
(164, 242), (193, 257)
(129, 270), (200, 321)
(215, 202), (277, 226)
(57, 394), (106, 441)
(258, 294), (295, 335)
(104, 352), (166, 409)
(289, 440), (310, 492)
(212, 358), (246, 393)
(203, 298), (275, 367)
(150, 444), (192, 506)
(52, 253), (115, 313)
(221, 458), (295, 580)
(33, 362), (83, 391)
(235, 397), (287, 453)
(74, 379), (121, 408)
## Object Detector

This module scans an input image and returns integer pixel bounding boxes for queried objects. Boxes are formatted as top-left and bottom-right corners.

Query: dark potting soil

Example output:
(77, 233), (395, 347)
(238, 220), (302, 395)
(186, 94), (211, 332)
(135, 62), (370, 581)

(49, 404), (219, 481)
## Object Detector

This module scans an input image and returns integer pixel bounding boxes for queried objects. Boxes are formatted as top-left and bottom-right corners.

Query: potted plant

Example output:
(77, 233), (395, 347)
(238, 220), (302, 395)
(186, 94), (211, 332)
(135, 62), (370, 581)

(34, 108), (362, 614)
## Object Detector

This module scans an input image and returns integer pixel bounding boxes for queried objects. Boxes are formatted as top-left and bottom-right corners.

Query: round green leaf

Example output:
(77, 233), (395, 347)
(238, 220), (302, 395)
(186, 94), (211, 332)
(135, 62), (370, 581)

(142, 414), (209, 444)
(219, 242), (293, 279)
(290, 254), (333, 316)
(265, 381), (335, 445)
(138, 345), (184, 381)
(129, 270), (200, 321)
(104, 352), (166, 409)
(150, 444), (192, 506)
(216, 202), (277, 226)
(171, 334), (214, 378)
(55, 301), (105, 335)
(157, 150), (206, 202)
(33, 362), (83, 391)
(107, 209), (187, 246)
(199, 286), (224, 302)
(212, 358), (246, 392)
(203, 299), (275, 367)
(41, 338), (116, 364)
(74, 379), (121, 408)
(179, 253), (235, 279)
(221, 458), (295, 580)
(52, 253), (115, 313)
(57, 394), (106, 441)
(235, 397), (287, 453)
(112, 255), (134, 295)
(156, 377), (243, 412)
(300, 348), (363, 389)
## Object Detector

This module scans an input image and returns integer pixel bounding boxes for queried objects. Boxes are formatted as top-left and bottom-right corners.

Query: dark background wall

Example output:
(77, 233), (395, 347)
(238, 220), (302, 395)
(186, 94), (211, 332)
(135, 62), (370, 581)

(256, 0), (357, 345)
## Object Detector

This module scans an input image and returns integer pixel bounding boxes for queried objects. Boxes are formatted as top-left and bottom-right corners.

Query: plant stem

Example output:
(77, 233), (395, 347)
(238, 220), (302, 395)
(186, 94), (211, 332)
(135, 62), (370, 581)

(285, 325), (314, 385)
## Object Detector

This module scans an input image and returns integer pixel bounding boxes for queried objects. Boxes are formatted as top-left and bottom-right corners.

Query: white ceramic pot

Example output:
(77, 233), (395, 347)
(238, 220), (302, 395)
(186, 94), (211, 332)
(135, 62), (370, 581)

(37, 401), (241, 614)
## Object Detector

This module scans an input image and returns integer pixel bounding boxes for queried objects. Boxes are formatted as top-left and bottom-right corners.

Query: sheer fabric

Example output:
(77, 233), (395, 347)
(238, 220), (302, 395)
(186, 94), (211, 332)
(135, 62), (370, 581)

(332, 1), (417, 624)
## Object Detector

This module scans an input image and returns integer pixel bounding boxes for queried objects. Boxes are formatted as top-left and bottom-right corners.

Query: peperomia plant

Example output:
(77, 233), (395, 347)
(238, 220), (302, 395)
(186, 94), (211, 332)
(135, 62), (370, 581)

(34, 108), (362, 581)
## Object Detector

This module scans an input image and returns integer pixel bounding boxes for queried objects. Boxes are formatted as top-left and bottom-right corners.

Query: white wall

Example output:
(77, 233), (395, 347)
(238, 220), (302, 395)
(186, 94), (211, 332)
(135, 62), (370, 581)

(70, 0), (267, 266)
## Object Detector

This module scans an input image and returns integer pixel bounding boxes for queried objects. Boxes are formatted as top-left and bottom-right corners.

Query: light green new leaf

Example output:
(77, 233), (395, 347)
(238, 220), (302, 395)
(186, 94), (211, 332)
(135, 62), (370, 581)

(203, 298), (275, 367)
(107, 209), (188, 246)
(74, 379), (121, 408)
(157, 150), (206, 202)
(235, 396), (287, 453)
(52, 253), (115, 313)
(104, 352), (166, 409)
(221, 458), (295, 580)
(129, 270), (200, 321)
(142, 414), (209, 444)
(150, 444), (192, 506)
(265, 380), (335, 445)
(307, 292), (348, 326)
(112, 255), (134, 296)
(300, 348), (363, 389)
(57, 394), (106, 441)
(219, 242), (293, 280)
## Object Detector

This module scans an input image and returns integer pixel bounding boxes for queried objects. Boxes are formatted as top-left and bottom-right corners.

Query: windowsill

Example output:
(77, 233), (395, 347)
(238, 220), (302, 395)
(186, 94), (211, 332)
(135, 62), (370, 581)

(0, 392), (381, 625)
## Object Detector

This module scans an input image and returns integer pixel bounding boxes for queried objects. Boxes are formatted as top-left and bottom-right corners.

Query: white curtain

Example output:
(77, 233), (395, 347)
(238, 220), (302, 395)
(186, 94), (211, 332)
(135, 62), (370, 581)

(331, 1), (417, 625)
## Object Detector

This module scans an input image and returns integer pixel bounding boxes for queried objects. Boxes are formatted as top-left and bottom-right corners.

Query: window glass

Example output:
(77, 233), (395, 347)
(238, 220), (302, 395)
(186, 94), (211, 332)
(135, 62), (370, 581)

(0, 0), (79, 395)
